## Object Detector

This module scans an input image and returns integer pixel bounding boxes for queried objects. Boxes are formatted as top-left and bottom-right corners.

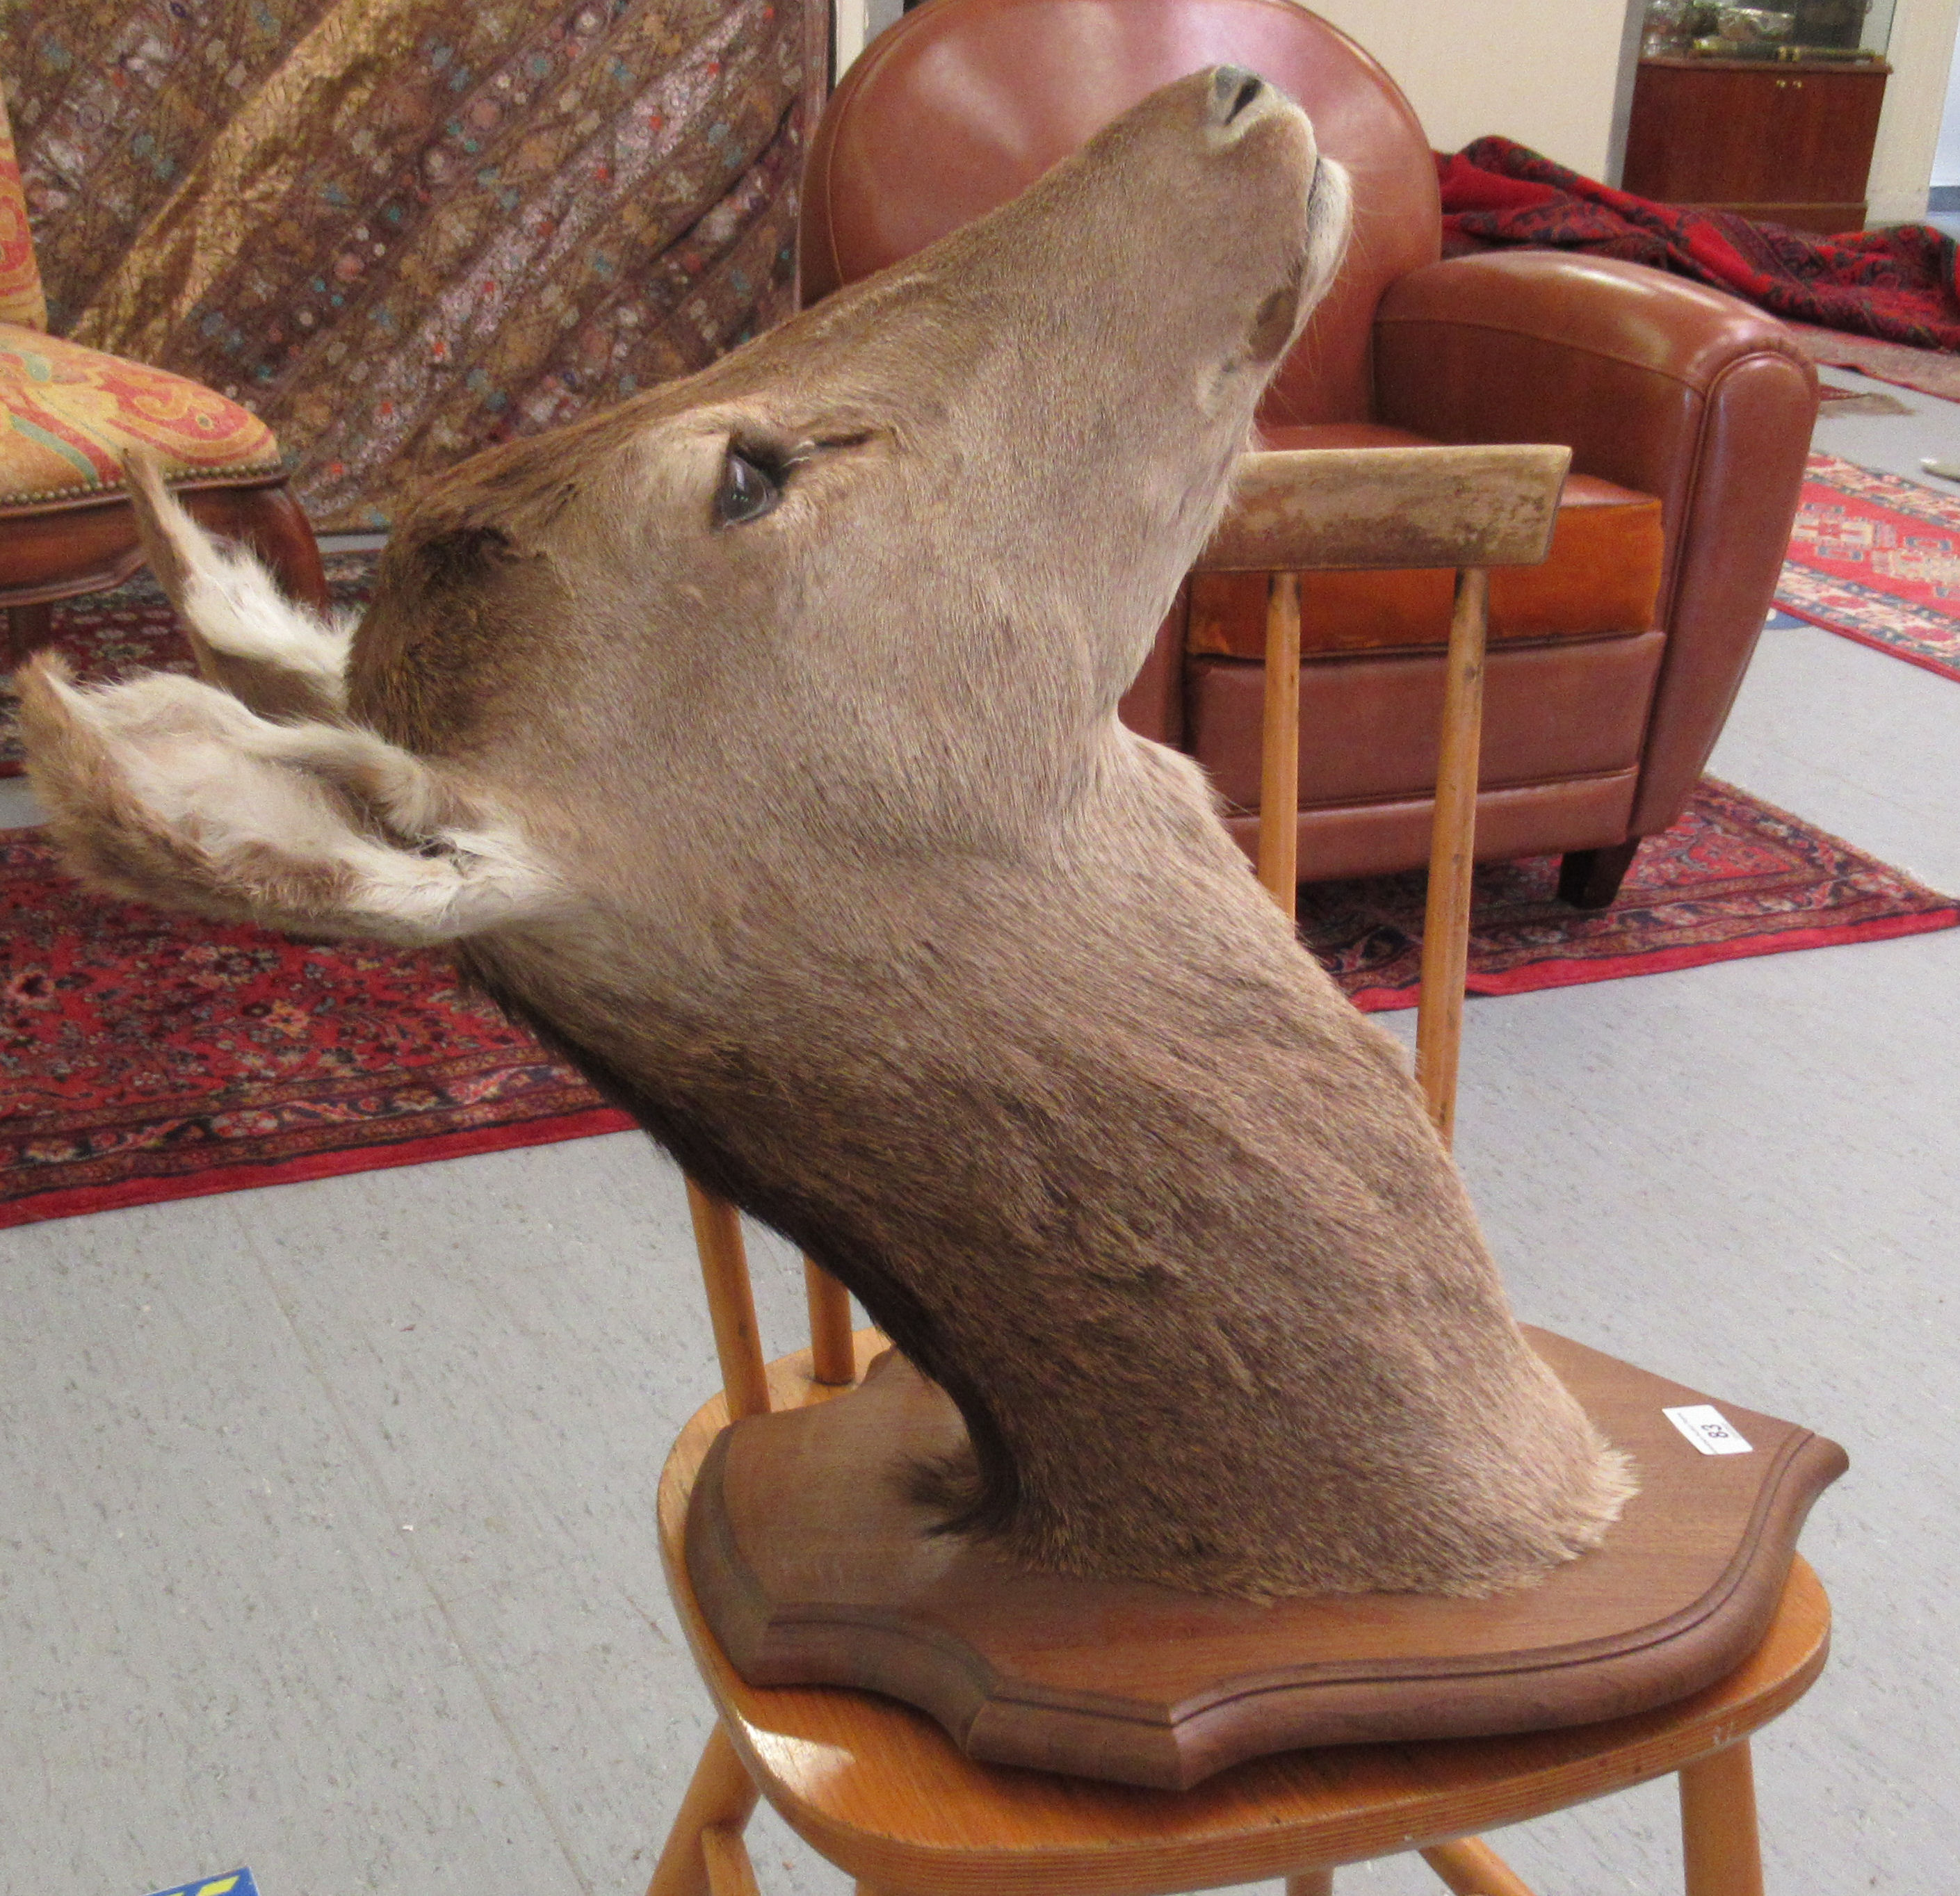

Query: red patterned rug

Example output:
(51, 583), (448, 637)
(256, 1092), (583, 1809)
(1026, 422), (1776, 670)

(1777, 453), (1960, 683)
(3, 779), (1952, 1229)
(1788, 323), (1960, 405)
(1302, 778), (1955, 1010)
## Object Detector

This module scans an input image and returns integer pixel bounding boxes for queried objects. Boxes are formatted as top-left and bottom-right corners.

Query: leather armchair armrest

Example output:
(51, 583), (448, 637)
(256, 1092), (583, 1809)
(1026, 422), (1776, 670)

(1373, 251), (1817, 835)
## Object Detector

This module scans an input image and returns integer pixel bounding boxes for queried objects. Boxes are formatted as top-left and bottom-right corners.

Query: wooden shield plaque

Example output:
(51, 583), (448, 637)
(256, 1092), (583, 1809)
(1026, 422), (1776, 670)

(685, 1329), (1845, 1790)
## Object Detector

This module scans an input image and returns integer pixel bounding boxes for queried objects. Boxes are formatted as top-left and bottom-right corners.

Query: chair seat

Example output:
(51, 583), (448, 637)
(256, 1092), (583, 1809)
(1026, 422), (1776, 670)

(1189, 423), (1666, 660)
(0, 321), (281, 510)
(659, 1336), (1831, 1896)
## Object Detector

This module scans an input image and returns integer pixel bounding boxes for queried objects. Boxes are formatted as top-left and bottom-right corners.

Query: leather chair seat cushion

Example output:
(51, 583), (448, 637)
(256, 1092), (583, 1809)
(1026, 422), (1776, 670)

(1189, 423), (1665, 658)
(0, 322), (282, 508)
(1189, 630), (1667, 810)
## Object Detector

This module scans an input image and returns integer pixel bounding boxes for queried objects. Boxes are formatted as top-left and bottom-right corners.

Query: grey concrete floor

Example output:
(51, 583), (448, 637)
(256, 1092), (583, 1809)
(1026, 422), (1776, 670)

(3, 389), (1958, 1896)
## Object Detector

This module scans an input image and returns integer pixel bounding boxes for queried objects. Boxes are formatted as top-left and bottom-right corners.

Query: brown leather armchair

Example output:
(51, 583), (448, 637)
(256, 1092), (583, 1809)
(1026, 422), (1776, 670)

(801, 0), (1817, 905)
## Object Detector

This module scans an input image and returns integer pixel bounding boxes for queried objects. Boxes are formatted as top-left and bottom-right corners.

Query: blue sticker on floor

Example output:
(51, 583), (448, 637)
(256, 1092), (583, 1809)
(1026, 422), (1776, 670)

(143, 1872), (259, 1896)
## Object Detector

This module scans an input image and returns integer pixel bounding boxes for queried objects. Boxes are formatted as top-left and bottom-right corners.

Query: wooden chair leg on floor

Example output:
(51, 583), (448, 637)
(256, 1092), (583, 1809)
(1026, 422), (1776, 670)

(647, 1722), (762, 1896)
(1285, 1870), (1336, 1895)
(6, 599), (51, 668)
(702, 1821), (763, 1896)
(1423, 1834), (1539, 1895)
(211, 481), (330, 610)
(1680, 1741), (1765, 1896)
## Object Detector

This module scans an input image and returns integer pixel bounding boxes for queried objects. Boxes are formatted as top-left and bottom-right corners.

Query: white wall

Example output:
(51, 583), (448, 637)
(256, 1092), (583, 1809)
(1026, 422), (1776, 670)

(1934, 17), (1960, 187)
(834, 0), (900, 74)
(1309, 0), (1633, 176)
(1875, 0), (1960, 213)
(833, 0), (1960, 212)
(833, 0), (1635, 172)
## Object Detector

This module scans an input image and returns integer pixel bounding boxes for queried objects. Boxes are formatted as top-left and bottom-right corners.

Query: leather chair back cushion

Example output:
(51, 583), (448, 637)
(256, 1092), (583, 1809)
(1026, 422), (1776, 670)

(1189, 630), (1666, 809)
(0, 324), (281, 507)
(0, 78), (44, 332)
(800, 0), (1441, 424)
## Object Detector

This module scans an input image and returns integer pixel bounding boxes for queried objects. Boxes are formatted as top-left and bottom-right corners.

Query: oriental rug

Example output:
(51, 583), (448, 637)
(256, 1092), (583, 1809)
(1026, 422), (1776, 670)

(1776, 453), (1960, 683)
(1300, 778), (1954, 1010)
(1815, 385), (1913, 416)
(3, 782), (1952, 1229)
(1788, 324), (1960, 405)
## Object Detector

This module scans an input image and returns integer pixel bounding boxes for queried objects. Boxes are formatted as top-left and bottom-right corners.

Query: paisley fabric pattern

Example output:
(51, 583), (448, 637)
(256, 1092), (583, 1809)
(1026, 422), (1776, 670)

(4, 0), (822, 530)
(0, 77), (43, 331)
(0, 320), (280, 503)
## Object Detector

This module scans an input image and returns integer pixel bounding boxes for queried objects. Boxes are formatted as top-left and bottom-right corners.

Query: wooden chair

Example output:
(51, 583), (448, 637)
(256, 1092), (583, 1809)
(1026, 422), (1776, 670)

(646, 445), (1832, 1896)
(0, 76), (325, 672)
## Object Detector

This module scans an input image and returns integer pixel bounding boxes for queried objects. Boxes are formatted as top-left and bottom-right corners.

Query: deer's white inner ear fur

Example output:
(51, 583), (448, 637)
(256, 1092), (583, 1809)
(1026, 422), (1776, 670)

(124, 449), (354, 721)
(18, 661), (562, 946)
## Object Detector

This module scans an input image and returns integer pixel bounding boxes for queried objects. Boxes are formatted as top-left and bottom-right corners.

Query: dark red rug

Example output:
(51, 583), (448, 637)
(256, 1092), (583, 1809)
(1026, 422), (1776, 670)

(1439, 137), (1960, 351)
(2, 780), (1952, 1229)
(1302, 778), (1954, 1010)
(0, 825), (632, 1230)
(1789, 323), (1960, 405)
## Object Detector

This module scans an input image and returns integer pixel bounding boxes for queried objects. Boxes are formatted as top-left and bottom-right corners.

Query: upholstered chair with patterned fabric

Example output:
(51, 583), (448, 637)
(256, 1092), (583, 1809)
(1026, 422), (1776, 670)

(0, 75), (324, 668)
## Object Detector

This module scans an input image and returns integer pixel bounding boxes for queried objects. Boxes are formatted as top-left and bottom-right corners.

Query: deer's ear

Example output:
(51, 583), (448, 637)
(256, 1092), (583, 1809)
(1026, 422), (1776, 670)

(123, 446), (352, 722)
(17, 659), (561, 945)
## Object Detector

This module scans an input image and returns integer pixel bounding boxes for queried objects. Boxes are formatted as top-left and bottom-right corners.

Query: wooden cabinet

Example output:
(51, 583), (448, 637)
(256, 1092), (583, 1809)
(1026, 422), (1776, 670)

(1622, 56), (1888, 234)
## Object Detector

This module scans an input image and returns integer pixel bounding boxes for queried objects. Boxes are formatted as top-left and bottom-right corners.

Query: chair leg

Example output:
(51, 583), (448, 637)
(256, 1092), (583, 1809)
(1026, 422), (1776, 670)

(1679, 1741), (1764, 1896)
(646, 1722), (761, 1896)
(208, 482), (330, 610)
(1557, 839), (1641, 910)
(1423, 1836), (1538, 1895)
(6, 600), (52, 669)
(1285, 1872), (1336, 1895)
(702, 1822), (762, 1896)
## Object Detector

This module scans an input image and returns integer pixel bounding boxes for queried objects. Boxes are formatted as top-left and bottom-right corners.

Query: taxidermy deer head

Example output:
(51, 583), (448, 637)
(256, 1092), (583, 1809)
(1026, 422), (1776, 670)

(21, 68), (1630, 1598)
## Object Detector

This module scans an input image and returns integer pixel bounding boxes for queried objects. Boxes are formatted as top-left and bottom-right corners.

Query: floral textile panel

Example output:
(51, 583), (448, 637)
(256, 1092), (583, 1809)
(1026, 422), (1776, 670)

(3, 0), (823, 529)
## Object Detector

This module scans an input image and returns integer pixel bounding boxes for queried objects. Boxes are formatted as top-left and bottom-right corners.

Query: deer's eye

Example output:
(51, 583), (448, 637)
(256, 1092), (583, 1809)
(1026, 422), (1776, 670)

(715, 447), (781, 527)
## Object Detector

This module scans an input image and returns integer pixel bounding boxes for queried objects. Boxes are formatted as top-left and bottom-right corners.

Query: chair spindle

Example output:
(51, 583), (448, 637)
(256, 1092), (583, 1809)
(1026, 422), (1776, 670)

(1414, 567), (1490, 1148)
(803, 1257), (858, 1385)
(685, 1178), (772, 1420)
(1256, 570), (1303, 909)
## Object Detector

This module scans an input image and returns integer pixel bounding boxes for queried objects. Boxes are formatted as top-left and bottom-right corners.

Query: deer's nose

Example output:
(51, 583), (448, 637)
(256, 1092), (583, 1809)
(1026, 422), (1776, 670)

(1210, 66), (1265, 127)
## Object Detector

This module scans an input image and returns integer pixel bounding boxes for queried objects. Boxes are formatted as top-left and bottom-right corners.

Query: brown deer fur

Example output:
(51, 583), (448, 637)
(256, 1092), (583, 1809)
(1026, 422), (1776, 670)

(19, 70), (1632, 1598)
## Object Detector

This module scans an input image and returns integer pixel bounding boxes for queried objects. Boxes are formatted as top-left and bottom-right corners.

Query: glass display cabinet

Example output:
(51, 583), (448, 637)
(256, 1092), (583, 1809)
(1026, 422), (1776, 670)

(1624, 0), (1894, 232)
(1638, 0), (1895, 61)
